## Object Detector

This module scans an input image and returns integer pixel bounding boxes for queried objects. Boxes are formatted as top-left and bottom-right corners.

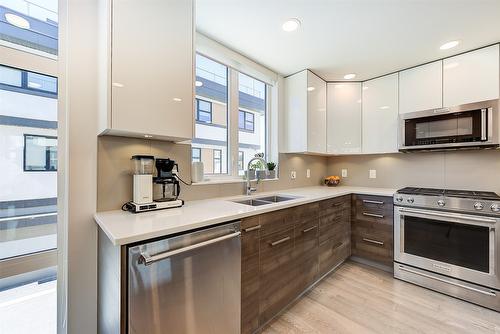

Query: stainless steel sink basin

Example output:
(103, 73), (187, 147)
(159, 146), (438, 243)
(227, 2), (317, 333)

(231, 194), (300, 206)
(232, 199), (272, 206)
(255, 195), (298, 203)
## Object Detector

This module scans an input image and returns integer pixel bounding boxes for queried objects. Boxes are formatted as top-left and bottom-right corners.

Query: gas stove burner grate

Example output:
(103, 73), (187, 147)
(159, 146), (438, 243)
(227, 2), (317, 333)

(397, 187), (500, 200)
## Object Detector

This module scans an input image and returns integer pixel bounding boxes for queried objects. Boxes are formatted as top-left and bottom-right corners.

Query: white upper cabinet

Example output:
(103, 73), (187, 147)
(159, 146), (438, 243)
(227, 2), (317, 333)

(362, 74), (399, 154)
(327, 83), (362, 154)
(399, 61), (443, 114)
(283, 70), (326, 154)
(99, 0), (194, 142)
(443, 44), (499, 107)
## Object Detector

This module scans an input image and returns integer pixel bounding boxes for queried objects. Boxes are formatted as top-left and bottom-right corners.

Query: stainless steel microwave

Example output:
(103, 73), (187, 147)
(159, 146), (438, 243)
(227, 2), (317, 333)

(399, 99), (499, 151)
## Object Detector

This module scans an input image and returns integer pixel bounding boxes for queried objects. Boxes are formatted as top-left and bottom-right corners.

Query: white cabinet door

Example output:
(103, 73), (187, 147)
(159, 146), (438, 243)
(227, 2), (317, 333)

(111, 0), (194, 141)
(307, 71), (327, 153)
(399, 61), (442, 114)
(443, 44), (499, 107)
(327, 83), (362, 154)
(283, 70), (308, 153)
(362, 74), (399, 154)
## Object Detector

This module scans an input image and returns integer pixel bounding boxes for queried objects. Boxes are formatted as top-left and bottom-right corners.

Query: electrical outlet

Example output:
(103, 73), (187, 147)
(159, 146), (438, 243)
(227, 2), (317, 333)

(290, 171), (297, 179)
(369, 169), (377, 179)
(341, 169), (348, 178)
(306, 169), (311, 178)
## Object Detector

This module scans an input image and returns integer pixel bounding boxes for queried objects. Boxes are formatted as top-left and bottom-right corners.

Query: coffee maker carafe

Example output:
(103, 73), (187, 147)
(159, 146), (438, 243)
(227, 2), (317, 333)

(154, 158), (181, 202)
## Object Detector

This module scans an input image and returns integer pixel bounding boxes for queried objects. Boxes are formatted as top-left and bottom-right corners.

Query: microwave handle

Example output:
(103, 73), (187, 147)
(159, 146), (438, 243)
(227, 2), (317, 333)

(481, 108), (487, 141)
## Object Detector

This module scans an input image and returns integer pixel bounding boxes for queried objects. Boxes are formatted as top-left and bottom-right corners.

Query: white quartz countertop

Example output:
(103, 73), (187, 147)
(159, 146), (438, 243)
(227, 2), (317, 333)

(94, 186), (396, 246)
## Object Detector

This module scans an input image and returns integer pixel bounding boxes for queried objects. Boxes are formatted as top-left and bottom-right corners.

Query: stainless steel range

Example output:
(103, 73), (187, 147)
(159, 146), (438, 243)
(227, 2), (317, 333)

(393, 187), (500, 311)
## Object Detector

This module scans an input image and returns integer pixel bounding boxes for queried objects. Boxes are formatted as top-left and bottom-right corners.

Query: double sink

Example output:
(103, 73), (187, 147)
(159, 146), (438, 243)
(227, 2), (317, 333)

(232, 195), (300, 206)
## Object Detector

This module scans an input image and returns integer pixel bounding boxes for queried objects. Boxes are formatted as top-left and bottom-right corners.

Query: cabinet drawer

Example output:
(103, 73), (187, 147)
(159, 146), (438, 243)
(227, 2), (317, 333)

(318, 238), (350, 276)
(293, 202), (320, 223)
(351, 232), (393, 267)
(319, 214), (350, 244)
(259, 228), (296, 325)
(353, 194), (392, 211)
(319, 195), (351, 217)
(259, 209), (295, 237)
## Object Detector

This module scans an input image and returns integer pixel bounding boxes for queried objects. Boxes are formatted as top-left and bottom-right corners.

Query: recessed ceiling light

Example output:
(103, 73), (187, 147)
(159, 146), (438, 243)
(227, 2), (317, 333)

(5, 13), (30, 29)
(144, 135), (153, 138)
(282, 18), (301, 32)
(440, 40), (460, 50)
(379, 106), (390, 110)
(343, 73), (356, 80)
(307, 86), (315, 92)
(195, 80), (203, 87)
(173, 97), (182, 102)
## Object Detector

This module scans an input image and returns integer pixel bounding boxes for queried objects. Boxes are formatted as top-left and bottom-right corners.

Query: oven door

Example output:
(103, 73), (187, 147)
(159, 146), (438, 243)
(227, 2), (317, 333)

(394, 206), (500, 289)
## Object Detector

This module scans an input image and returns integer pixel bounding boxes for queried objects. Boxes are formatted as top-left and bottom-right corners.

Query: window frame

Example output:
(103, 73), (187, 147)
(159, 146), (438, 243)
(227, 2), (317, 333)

(195, 98), (213, 123)
(23, 134), (58, 172)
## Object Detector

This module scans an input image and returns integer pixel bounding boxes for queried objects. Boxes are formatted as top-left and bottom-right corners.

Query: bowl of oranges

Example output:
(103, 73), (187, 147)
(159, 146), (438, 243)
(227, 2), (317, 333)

(324, 175), (341, 187)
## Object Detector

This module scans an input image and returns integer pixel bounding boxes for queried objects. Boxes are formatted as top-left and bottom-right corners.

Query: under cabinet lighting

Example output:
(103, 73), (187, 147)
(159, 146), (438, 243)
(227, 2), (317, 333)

(282, 18), (301, 32)
(440, 40), (460, 50)
(144, 135), (153, 138)
(5, 13), (30, 29)
(343, 73), (356, 80)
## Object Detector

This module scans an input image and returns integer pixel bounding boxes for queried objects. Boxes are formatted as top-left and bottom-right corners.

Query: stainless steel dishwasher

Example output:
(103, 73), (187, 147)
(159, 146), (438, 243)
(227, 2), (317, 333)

(128, 221), (241, 334)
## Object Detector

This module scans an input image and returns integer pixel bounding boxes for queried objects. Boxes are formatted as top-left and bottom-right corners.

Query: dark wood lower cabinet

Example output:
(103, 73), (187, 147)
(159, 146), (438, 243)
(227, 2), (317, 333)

(241, 196), (352, 333)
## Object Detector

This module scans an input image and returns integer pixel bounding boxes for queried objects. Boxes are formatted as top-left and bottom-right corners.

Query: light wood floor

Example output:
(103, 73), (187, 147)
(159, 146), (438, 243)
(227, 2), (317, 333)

(262, 261), (500, 334)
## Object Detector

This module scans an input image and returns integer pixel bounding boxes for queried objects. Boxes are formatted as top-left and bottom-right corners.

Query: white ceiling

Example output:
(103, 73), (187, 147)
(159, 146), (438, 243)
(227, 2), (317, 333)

(196, 0), (500, 81)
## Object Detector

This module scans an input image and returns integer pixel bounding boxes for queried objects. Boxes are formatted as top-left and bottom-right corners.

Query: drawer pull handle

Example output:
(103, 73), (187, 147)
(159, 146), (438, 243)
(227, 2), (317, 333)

(302, 226), (317, 233)
(362, 212), (384, 218)
(270, 236), (291, 246)
(243, 225), (261, 232)
(363, 200), (384, 205)
(362, 238), (384, 246)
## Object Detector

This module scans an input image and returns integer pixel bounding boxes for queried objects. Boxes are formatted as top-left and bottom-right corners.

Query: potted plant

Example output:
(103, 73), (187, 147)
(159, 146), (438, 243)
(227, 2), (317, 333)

(266, 162), (277, 179)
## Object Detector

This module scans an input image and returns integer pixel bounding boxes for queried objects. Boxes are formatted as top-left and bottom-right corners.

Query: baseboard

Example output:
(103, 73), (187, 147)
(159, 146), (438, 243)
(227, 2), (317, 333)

(349, 256), (393, 273)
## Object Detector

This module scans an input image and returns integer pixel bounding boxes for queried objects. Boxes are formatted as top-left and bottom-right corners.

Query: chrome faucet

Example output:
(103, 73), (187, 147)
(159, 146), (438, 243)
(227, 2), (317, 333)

(246, 154), (269, 196)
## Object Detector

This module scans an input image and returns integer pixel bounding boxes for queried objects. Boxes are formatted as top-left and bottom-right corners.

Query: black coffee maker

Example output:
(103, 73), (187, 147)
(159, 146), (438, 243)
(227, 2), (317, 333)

(153, 158), (181, 202)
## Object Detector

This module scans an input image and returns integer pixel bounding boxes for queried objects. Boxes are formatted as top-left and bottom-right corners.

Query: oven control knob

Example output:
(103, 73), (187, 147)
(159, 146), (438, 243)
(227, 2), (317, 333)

(395, 196), (403, 202)
(491, 203), (500, 212)
(474, 202), (484, 211)
(437, 199), (446, 207)
(406, 197), (414, 204)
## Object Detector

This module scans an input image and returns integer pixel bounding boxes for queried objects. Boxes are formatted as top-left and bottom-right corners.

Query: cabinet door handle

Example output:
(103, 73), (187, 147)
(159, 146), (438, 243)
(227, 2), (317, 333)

(270, 236), (291, 246)
(243, 224), (261, 232)
(362, 212), (384, 218)
(362, 238), (384, 246)
(363, 200), (384, 205)
(302, 226), (317, 233)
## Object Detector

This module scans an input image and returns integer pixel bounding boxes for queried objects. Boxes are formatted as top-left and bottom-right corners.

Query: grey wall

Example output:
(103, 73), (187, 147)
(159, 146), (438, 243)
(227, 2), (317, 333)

(328, 149), (500, 193)
(97, 135), (328, 211)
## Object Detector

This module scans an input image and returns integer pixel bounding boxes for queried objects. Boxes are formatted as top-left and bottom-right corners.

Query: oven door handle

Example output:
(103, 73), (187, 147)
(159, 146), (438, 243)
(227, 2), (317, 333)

(398, 207), (498, 225)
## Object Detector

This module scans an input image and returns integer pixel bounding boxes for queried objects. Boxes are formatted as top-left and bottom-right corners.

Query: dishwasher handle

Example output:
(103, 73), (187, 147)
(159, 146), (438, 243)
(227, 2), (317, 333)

(139, 231), (241, 266)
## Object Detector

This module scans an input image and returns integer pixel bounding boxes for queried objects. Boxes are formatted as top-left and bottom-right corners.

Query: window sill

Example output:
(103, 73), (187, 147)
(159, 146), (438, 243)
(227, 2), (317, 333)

(191, 177), (279, 186)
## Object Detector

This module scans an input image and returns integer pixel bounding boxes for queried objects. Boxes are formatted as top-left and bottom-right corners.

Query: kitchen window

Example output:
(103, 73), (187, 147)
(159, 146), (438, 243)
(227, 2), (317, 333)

(196, 99), (212, 123)
(192, 53), (273, 180)
(24, 134), (58, 171)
